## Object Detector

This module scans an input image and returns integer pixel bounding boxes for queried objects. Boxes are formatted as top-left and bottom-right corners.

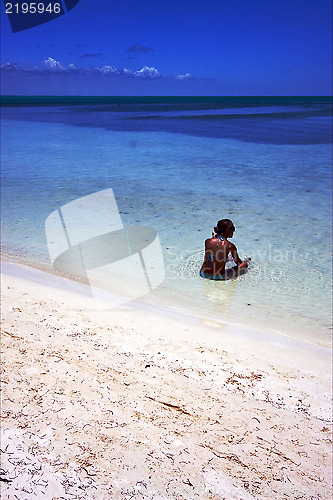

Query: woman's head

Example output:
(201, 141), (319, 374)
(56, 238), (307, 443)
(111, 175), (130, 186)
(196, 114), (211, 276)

(214, 219), (235, 236)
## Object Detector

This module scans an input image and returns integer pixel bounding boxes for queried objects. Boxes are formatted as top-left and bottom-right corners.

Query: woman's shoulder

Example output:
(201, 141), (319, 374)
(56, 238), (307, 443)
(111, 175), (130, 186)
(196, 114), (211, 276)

(205, 236), (217, 246)
(227, 240), (236, 250)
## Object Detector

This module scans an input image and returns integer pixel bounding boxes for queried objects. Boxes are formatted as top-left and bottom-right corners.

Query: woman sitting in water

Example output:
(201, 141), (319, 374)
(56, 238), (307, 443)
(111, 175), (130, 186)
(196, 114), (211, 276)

(200, 219), (250, 280)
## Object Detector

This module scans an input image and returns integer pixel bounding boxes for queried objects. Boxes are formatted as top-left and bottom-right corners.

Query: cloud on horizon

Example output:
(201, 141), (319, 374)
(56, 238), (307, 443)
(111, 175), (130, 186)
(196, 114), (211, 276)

(176, 73), (192, 80)
(1, 58), (193, 81)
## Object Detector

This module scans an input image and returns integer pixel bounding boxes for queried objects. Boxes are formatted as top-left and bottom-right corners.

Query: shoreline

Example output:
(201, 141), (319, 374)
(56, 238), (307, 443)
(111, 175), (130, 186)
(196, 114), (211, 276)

(1, 255), (332, 349)
(1, 257), (332, 498)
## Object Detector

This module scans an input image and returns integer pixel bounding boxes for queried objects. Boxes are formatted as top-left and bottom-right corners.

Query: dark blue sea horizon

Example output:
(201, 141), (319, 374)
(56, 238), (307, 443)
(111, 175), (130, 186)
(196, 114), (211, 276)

(1, 95), (332, 145)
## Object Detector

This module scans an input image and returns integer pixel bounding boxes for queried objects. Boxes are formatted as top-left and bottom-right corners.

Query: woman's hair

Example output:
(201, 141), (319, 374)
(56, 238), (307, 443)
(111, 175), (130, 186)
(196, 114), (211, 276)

(214, 219), (234, 235)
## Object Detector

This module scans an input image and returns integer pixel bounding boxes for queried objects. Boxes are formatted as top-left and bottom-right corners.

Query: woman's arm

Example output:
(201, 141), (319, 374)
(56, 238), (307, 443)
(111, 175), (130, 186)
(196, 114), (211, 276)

(230, 243), (248, 268)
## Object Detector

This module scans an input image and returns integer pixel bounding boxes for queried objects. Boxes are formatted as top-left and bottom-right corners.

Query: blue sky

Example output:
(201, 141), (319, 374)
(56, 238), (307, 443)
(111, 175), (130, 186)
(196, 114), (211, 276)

(1, 0), (332, 95)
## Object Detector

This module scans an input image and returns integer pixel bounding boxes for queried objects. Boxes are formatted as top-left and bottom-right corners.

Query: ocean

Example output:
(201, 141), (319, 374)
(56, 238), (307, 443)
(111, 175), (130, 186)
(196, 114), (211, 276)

(1, 97), (332, 346)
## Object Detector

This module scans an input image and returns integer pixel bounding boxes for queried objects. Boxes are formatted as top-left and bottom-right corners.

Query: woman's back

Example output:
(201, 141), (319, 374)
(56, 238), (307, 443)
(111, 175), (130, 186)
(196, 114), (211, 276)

(201, 235), (231, 277)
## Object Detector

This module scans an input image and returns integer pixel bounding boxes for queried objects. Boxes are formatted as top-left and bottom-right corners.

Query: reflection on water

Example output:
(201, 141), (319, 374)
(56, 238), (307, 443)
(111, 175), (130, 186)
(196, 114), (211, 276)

(201, 278), (238, 316)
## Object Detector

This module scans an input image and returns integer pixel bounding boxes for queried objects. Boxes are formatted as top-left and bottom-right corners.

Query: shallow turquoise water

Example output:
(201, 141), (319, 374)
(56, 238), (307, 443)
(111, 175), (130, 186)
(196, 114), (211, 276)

(1, 99), (332, 345)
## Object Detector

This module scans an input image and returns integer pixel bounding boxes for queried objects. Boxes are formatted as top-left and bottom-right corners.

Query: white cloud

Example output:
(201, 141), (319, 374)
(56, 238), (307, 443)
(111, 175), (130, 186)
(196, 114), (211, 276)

(176, 73), (192, 80)
(99, 65), (119, 75)
(1, 59), (194, 82)
(1, 63), (19, 72)
(42, 60), (161, 79)
(134, 65), (161, 79)
(44, 57), (64, 70)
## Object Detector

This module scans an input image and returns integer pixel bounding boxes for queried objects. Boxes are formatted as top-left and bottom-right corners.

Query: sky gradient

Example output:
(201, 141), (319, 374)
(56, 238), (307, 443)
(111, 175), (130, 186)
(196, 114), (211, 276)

(1, 0), (332, 95)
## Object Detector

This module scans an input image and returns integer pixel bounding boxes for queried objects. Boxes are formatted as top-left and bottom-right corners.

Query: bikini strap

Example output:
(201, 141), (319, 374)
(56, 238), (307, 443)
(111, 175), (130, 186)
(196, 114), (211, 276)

(216, 234), (224, 247)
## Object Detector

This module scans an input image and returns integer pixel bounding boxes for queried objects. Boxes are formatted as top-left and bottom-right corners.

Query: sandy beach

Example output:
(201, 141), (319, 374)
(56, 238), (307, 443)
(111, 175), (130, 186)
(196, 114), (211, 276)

(1, 261), (332, 499)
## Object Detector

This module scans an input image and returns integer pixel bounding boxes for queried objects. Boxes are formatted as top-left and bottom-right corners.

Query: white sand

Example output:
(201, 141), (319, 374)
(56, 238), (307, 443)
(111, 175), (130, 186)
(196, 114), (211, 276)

(1, 261), (332, 499)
